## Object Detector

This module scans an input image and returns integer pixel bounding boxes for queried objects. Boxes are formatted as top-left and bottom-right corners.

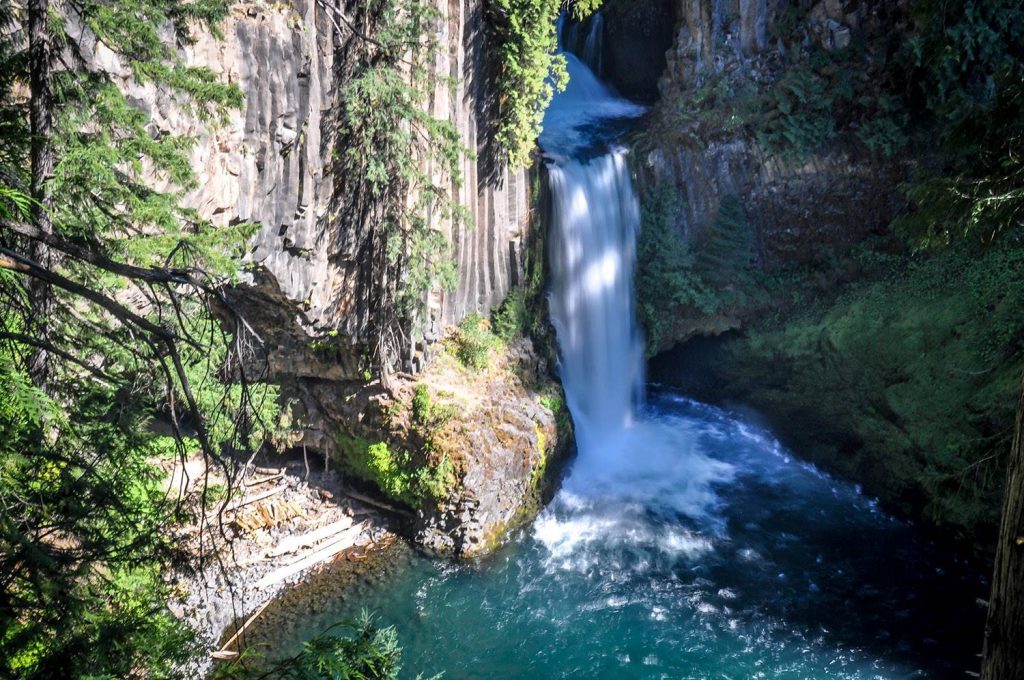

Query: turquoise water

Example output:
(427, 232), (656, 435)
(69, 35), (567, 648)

(286, 392), (984, 679)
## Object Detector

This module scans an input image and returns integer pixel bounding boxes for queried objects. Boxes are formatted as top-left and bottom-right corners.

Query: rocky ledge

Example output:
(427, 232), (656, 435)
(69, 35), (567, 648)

(287, 333), (573, 558)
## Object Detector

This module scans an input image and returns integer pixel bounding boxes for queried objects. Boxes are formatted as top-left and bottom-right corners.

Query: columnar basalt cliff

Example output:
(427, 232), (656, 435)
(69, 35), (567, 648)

(637, 0), (905, 309)
(164, 1), (530, 357)
(564, 2), (906, 351)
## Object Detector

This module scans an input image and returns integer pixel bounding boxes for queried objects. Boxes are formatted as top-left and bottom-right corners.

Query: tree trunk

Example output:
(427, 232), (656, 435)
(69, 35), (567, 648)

(981, 372), (1024, 679)
(28, 0), (52, 233)
(28, 0), (53, 386)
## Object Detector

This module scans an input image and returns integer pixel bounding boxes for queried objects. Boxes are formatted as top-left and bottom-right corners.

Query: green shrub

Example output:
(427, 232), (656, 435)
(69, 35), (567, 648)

(492, 287), (531, 341)
(635, 184), (720, 353)
(454, 313), (499, 370)
(411, 384), (433, 426)
(415, 454), (457, 502)
(336, 433), (457, 508)
(212, 610), (435, 680)
(366, 442), (416, 505)
(412, 384), (456, 430)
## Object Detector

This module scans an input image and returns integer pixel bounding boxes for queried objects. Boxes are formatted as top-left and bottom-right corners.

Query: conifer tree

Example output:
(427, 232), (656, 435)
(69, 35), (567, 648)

(0, 2), (276, 676)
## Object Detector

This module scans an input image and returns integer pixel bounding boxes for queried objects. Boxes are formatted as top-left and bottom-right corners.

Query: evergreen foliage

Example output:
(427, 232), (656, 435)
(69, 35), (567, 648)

(212, 610), (437, 680)
(335, 0), (467, 377)
(635, 183), (712, 354)
(491, 287), (530, 341)
(688, 234), (1024, 545)
(488, 0), (601, 167)
(453, 313), (499, 370)
(0, 2), (278, 677)
(896, 0), (1024, 247)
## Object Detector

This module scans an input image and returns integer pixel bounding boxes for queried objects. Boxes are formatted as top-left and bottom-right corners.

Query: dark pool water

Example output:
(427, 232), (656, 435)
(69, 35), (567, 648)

(282, 391), (985, 679)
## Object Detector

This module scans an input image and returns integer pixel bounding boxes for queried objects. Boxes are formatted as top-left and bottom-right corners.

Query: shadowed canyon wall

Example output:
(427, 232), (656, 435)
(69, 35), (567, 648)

(614, 0), (1023, 552)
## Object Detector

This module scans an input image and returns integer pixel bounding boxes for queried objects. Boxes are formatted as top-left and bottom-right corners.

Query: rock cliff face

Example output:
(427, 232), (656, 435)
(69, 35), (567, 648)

(641, 141), (901, 269)
(144, 0), (529, 368)
(611, 0), (907, 342)
(619, 0), (1018, 551)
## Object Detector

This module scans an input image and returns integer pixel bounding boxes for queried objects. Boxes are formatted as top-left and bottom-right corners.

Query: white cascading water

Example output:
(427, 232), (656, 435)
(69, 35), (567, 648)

(546, 152), (644, 453)
(581, 11), (604, 77)
(561, 11), (605, 78)
(536, 18), (733, 565)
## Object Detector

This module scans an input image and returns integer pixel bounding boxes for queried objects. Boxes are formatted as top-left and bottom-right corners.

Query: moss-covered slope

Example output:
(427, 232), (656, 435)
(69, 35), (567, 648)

(652, 236), (1024, 550)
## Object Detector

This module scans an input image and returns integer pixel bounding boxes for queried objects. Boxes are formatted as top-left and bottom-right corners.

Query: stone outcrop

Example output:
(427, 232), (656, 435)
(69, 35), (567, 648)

(290, 336), (571, 557)
(407, 339), (569, 556)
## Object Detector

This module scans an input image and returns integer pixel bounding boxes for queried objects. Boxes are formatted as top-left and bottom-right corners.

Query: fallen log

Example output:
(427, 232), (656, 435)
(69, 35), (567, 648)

(342, 488), (414, 517)
(245, 472), (284, 487)
(221, 486), (286, 515)
(254, 523), (367, 590)
(217, 597), (275, 654)
(266, 516), (355, 558)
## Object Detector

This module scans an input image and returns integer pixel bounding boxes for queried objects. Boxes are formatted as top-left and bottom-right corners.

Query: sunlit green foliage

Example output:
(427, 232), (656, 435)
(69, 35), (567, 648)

(411, 384), (455, 430)
(335, 433), (456, 509)
(453, 313), (499, 370)
(488, 0), (601, 167)
(0, 2), (280, 678)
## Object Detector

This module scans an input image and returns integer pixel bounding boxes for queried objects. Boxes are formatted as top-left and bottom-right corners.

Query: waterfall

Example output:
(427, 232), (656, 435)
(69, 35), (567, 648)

(539, 19), (733, 526)
(541, 18), (646, 455)
(561, 11), (605, 78)
(581, 12), (604, 78)
(547, 152), (644, 453)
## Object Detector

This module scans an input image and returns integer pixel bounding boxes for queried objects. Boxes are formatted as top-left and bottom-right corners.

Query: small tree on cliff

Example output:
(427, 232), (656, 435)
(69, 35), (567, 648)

(327, 0), (467, 380)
